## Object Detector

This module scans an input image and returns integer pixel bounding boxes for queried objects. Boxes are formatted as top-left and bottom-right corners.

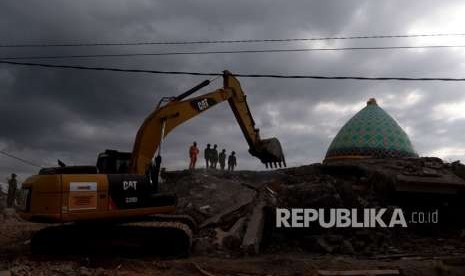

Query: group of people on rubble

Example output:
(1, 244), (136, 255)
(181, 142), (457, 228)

(188, 142), (237, 171)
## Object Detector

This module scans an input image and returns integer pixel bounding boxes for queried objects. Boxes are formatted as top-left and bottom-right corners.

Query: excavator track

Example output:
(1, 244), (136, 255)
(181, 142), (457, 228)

(31, 216), (194, 258)
(147, 213), (198, 233)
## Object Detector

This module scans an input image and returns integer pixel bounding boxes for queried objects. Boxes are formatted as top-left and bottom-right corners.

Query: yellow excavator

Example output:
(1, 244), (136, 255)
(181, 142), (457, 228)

(17, 71), (285, 255)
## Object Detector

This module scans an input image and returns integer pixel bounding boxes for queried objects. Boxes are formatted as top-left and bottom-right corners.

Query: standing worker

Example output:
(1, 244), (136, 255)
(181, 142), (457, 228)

(211, 144), (219, 169)
(228, 151), (237, 171)
(204, 144), (212, 169)
(218, 149), (226, 170)
(189, 141), (200, 170)
(7, 173), (17, 208)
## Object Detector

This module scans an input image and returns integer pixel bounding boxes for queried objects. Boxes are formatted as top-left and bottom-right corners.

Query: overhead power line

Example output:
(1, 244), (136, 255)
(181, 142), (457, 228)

(1, 33), (465, 48)
(0, 150), (42, 168)
(1, 60), (465, 81)
(2, 45), (465, 61)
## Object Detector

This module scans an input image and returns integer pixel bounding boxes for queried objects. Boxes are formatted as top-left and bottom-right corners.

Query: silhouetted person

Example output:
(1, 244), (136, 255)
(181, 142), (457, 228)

(228, 151), (237, 171)
(189, 141), (200, 169)
(210, 144), (219, 169)
(7, 173), (17, 208)
(204, 144), (212, 169)
(219, 149), (226, 170)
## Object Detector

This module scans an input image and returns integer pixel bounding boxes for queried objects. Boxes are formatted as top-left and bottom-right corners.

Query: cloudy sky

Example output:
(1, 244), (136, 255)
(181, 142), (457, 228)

(1, 0), (465, 183)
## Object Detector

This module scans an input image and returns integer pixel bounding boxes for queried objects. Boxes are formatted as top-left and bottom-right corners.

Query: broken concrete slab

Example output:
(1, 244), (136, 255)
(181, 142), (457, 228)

(241, 200), (266, 255)
(200, 194), (254, 229)
(222, 217), (246, 250)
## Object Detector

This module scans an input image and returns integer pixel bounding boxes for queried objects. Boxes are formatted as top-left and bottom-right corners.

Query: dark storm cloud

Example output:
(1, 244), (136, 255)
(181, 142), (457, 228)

(1, 0), (465, 181)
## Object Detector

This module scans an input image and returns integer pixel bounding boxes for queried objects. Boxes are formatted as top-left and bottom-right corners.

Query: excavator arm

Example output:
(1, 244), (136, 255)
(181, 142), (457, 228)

(129, 71), (285, 175)
(223, 71), (286, 168)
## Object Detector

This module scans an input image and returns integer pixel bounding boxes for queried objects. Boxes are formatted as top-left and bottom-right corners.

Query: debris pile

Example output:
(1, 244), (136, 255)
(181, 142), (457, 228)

(324, 157), (465, 195)
(2, 158), (465, 276)
(162, 169), (274, 256)
(451, 160), (465, 181)
(0, 189), (6, 211)
(162, 158), (465, 257)
(2, 208), (21, 222)
(1, 157), (465, 261)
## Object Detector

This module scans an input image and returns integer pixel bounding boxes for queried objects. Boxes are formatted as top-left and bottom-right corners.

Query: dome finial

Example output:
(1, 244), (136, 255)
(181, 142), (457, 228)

(367, 98), (377, 106)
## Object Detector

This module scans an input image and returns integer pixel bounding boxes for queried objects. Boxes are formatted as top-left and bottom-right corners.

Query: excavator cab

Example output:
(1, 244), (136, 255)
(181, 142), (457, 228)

(97, 149), (160, 192)
(96, 150), (131, 174)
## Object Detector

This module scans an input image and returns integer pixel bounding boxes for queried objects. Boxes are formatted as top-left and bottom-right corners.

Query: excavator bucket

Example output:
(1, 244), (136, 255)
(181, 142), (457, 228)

(250, 137), (286, 169)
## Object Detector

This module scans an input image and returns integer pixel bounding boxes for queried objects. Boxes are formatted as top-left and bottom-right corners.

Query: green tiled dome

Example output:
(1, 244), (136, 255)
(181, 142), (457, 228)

(325, 98), (418, 161)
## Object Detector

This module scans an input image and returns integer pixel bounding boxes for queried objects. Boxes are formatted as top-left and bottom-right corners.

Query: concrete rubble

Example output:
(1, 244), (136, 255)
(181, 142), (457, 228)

(0, 190), (6, 211)
(2, 158), (465, 275)
(157, 157), (465, 257)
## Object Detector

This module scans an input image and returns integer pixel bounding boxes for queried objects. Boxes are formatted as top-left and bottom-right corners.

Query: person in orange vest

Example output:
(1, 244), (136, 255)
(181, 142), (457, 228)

(189, 141), (200, 170)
